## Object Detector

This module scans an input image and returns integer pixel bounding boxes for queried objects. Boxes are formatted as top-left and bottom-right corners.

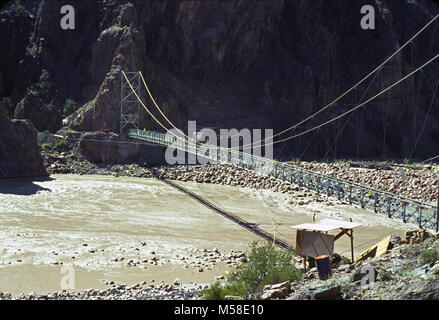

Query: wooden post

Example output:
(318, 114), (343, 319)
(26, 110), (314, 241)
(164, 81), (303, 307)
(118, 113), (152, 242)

(303, 256), (307, 273)
(374, 192), (378, 213)
(387, 197), (391, 218)
(349, 218), (354, 263)
(436, 183), (439, 231)
(350, 230), (354, 263)
(360, 190), (364, 209)
(403, 202), (407, 223)
(348, 186), (352, 205)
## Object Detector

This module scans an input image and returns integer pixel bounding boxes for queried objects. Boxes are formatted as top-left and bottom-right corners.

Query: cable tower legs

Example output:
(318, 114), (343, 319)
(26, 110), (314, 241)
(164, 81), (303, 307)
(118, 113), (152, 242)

(120, 71), (141, 134)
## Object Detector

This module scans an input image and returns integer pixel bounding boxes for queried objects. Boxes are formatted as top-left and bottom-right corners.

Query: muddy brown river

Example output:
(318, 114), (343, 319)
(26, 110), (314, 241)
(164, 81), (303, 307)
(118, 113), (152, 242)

(0, 174), (414, 295)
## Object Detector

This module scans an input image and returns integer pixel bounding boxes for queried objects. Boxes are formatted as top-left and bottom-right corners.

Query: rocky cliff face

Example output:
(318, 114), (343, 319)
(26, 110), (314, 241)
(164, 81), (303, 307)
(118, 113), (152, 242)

(1, 0), (439, 160)
(0, 101), (47, 178)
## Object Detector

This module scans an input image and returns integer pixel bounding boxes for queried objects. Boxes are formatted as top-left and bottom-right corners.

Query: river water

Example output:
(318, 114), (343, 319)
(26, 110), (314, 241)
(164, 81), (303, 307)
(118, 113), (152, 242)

(0, 174), (414, 295)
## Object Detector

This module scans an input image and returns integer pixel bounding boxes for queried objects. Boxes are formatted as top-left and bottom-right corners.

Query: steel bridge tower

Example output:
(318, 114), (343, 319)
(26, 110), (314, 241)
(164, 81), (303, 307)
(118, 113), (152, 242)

(120, 71), (140, 134)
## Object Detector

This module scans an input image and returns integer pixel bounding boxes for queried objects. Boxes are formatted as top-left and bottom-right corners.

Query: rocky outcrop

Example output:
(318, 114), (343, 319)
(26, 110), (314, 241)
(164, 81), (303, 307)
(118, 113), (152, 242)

(14, 70), (62, 131)
(0, 0), (35, 101)
(0, 102), (47, 178)
(68, 2), (149, 132)
(79, 132), (166, 165)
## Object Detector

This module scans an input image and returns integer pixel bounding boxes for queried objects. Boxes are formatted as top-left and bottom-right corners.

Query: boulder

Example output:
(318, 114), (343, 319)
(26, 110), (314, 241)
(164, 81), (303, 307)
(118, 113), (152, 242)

(260, 287), (289, 300)
(263, 281), (291, 292)
(313, 285), (341, 300)
(260, 281), (292, 300)
(428, 263), (439, 275)
(0, 110), (47, 178)
(291, 285), (341, 300)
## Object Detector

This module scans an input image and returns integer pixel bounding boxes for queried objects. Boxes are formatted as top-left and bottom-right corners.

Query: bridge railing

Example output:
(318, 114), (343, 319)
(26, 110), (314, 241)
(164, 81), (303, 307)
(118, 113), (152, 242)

(129, 129), (439, 232)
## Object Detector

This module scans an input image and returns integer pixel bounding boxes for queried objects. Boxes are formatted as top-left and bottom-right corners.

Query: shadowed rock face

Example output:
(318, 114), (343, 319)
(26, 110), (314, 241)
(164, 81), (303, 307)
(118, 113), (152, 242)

(79, 132), (166, 165)
(1, 0), (439, 160)
(0, 102), (47, 178)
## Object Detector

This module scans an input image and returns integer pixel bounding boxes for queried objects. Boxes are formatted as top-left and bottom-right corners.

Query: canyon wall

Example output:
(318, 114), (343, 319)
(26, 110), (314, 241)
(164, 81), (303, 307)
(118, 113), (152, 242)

(1, 0), (439, 160)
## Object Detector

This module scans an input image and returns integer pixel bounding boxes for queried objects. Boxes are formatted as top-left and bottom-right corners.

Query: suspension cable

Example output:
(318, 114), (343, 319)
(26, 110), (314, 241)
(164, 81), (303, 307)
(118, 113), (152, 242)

(238, 14), (439, 149)
(124, 51), (439, 171)
(259, 52), (439, 148)
(133, 15), (439, 153)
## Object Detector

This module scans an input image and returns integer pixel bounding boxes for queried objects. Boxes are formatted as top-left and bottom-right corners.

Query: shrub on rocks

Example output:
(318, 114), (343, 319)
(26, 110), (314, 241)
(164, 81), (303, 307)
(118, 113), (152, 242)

(401, 241), (430, 258)
(418, 249), (439, 266)
(202, 281), (246, 300)
(227, 241), (302, 297)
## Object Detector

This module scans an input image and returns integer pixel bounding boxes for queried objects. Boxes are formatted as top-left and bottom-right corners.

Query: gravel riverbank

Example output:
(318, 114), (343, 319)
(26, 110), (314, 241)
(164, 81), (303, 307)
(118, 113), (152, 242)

(43, 144), (438, 205)
(0, 246), (249, 300)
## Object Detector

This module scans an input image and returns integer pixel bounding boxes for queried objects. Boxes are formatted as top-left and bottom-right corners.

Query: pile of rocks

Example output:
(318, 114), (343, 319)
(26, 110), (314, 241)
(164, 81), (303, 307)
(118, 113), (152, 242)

(115, 247), (247, 272)
(156, 164), (305, 194)
(42, 146), (156, 177)
(0, 283), (203, 300)
(296, 161), (439, 204)
(155, 164), (337, 206)
(179, 248), (247, 272)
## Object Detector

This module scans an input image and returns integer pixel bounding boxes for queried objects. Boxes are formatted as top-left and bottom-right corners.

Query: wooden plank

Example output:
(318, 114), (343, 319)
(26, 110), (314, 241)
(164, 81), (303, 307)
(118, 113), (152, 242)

(357, 235), (391, 261)
(291, 223), (338, 232)
(375, 235), (392, 257)
(318, 218), (362, 230)
(358, 245), (378, 261)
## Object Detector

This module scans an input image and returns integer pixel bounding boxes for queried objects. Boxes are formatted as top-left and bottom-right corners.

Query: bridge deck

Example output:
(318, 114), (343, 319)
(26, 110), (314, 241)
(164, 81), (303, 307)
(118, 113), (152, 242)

(129, 129), (439, 232)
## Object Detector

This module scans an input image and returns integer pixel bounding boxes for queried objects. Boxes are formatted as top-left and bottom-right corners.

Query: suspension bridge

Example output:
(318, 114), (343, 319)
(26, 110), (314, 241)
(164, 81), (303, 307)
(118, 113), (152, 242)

(117, 14), (439, 233)
(129, 128), (439, 232)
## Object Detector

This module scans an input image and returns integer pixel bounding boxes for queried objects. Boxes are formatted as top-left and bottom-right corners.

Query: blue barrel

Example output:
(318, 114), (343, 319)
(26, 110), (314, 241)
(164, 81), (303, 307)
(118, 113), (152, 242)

(315, 255), (332, 280)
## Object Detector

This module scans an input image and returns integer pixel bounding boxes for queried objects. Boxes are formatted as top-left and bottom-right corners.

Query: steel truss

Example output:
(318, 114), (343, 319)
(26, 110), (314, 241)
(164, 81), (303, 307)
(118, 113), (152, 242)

(129, 129), (439, 232)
